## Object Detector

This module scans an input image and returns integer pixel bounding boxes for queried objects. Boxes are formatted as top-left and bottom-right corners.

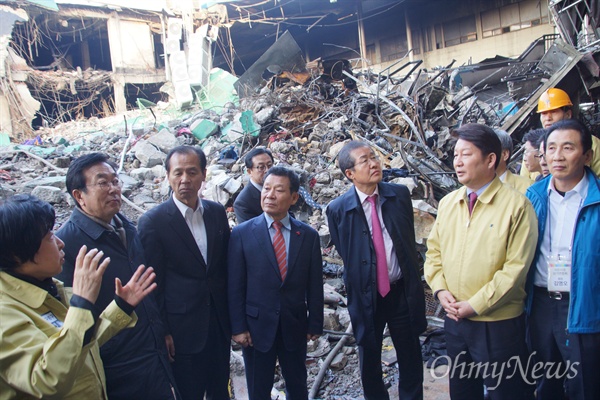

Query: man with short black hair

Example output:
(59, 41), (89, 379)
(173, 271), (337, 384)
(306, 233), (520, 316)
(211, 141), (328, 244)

(138, 145), (231, 400)
(521, 128), (546, 180)
(228, 166), (323, 399)
(234, 147), (274, 223)
(425, 123), (537, 399)
(525, 119), (600, 400)
(57, 153), (179, 400)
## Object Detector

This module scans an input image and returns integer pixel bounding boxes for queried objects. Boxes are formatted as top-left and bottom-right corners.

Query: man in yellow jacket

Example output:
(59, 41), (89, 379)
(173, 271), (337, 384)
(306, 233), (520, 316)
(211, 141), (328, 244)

(0, 194), (157, 399)
(425, 124), (538, 399)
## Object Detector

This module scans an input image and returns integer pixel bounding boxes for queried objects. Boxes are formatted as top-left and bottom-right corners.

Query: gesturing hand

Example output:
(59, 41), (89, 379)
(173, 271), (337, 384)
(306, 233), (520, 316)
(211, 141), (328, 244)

(72, 245), (111, 304)
(115, 265), (157, 308)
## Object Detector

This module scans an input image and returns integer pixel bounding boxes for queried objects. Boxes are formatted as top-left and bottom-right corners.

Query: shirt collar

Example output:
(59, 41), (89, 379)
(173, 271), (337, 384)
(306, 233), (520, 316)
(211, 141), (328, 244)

(5, 270), (60, 300)
(79, 208), (123, 233)
(264, 213), (291, 230)
(499, 171), (508, 182)
(250, 179), (263, 192)
(466, 177), (494, 197)
(173, 195), (203, 219)
(355, 186), (380, 205)
(548, 173), (589, 199)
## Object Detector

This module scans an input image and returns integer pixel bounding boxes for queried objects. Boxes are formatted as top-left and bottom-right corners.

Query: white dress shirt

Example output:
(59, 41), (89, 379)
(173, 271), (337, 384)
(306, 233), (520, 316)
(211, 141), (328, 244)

(355, 187), (402, 282)
(173, 196), (208, 263)
(533, 175), (588, 287)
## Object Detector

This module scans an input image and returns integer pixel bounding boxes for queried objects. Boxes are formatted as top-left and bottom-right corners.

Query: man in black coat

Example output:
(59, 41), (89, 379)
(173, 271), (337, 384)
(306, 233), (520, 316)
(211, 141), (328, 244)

(326, 141), (427, 400)
(233, 147), (274, 223)
(56, 152), (179, 400)
(138, 146), (231, 400)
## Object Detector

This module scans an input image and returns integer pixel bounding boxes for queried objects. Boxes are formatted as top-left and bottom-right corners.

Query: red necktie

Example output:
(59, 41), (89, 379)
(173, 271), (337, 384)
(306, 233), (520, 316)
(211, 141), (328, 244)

(468, 192), (478, 215)
(273, 221), (287, 281)
(367, 195), (390, 297)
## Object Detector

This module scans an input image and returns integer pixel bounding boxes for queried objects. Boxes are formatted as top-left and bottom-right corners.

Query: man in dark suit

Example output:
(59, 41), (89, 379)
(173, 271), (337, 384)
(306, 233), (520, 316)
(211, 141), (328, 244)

(326, 141), (427, 400)
(138, 146), (231, 400)
(228, 166), (323, 400)
(233, 147), (274, 223)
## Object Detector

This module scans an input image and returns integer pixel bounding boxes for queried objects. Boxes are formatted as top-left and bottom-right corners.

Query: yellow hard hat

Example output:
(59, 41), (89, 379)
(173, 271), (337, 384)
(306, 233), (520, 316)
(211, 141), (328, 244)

(537, 88), (573, 113)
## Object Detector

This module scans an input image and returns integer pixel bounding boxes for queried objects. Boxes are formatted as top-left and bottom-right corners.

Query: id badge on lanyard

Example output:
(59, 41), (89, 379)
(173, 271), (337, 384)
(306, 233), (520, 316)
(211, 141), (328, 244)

(547, 254), (571, 292)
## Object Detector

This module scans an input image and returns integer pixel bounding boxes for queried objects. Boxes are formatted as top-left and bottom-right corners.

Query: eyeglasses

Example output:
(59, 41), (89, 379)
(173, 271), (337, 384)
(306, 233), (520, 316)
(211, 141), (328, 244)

(252, 164), (273, 172)
(87, 178), (123, 191)
(353, 155), (380, 168)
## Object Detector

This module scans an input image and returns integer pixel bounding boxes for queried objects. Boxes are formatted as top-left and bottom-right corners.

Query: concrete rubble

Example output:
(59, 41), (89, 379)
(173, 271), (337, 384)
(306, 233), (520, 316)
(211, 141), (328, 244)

(0, 66), (453, 397)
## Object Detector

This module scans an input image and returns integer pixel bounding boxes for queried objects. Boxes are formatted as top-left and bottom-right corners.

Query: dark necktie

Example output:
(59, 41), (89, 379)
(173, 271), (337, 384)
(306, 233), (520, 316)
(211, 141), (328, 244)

(468, 192), (478, 215)
(367, 195), (390, 297)
(273, 221), (287, 281)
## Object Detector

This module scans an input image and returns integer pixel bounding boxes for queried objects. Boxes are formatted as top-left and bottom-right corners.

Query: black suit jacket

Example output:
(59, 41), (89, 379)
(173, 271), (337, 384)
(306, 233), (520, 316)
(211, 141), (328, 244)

(326, 182), (427, 346)
(233, 182), (262, 224)
(228, 215), (324, 353)
(138, 197), (231, 353)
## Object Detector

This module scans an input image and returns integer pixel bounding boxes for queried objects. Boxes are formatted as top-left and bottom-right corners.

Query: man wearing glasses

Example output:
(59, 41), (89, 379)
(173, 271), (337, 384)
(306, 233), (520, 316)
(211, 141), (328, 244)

(326, 141), (426, 399)
(56, 153), (179, 400)
(234, 147), (274, 224)
(521, 129), (546, 181)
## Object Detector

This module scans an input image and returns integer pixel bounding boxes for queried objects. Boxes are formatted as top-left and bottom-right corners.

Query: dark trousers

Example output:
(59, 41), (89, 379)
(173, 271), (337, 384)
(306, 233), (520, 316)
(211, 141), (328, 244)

(444, 314), (534, 400)
(528, 286), (600, 400)
(242, 323), (308, 400)
(172, 306), (231, 400)
(358, 280), (424, 400)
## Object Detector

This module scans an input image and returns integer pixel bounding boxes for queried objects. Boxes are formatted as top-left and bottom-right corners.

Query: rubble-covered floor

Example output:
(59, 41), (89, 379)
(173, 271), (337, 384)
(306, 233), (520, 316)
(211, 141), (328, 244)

(0, 76), (453, 397)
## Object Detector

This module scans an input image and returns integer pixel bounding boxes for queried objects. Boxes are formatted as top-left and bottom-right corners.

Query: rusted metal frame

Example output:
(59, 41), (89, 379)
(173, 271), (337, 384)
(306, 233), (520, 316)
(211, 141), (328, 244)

(412, 59), (455, 97)
(378, 130), (454, 175)
(388, 59), (423, 84)
(500, 41), (583, 135)
(375, 56), (417, 114)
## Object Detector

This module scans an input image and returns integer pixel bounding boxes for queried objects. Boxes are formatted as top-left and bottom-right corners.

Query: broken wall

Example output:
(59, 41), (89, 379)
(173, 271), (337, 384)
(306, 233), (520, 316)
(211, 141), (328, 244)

(419, 24), (554, 69)
(107, 17), (157, 74)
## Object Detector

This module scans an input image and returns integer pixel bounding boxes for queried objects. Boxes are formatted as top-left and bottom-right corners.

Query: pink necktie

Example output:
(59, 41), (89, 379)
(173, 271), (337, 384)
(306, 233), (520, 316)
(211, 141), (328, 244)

(273, 221), (287, 281)
(367, 195), (390, 297)
(468, 192), (478, 215)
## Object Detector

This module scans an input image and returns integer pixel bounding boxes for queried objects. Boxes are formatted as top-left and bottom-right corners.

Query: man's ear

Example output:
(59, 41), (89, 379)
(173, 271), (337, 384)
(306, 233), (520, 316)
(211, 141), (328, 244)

(291, 191), (300, 205)
(344, 168), (354, 181)
(72, 189), (84, 207)
(502, 149), (510, 163)
(583, 148), (593, 167)
(487, 153), (497, 170)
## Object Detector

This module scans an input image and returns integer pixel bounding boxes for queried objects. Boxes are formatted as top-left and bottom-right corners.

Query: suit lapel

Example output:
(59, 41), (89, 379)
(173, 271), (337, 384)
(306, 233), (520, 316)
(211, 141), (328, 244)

(166, 198), (207, 268)
(286, 218), (305, 282)
(251, 216), (283, 280)
(201, 200), (215, 271)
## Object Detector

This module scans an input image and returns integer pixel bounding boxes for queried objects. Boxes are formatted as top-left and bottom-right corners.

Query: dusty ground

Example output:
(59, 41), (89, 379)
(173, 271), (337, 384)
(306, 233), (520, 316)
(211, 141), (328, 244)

(229, 342), (450, 399)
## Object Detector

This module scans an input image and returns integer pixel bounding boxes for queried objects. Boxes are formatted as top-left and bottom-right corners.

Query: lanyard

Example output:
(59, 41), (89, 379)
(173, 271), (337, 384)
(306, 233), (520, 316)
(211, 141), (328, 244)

(547, 192), (583, 255)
